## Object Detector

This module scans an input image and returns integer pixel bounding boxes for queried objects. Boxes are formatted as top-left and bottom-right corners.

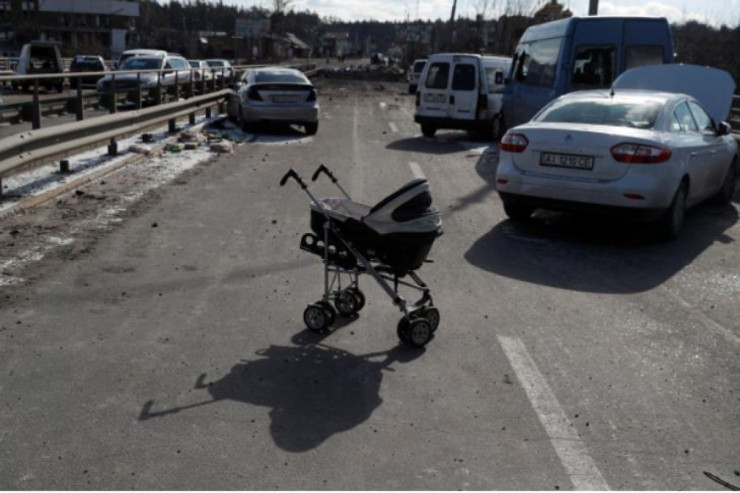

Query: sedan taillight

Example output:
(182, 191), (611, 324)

(610, 143), (672, 164)
(500, 132), (529, 153)
(246, 86), (263, 101)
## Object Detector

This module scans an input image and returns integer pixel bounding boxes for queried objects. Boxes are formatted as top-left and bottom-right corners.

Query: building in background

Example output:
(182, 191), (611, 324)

(0, 0), (140, 57)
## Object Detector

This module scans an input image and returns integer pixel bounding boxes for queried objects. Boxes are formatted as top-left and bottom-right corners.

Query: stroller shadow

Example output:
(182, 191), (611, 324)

(139, 342), (424, 452)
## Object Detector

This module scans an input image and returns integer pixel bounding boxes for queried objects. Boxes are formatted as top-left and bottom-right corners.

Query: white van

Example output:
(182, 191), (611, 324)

(414, 53), (511, 138)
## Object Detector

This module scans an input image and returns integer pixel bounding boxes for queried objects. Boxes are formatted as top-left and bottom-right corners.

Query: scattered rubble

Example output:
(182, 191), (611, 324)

(129, 144), (153, 156)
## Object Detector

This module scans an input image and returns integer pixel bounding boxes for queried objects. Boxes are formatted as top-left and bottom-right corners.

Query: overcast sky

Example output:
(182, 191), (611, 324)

(213, 0), (740, 26)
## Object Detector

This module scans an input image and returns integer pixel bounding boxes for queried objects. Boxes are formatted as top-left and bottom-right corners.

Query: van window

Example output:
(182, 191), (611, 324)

(512, 38), (560, 87)
(687, 101), (714, 132)
(674, 102), (698, 132)
(425, 62), (450, 89)
(452, 64), (476, 91)
(413, 61), (426, 73)
(485, 68), (504, 92)
(625, 45), (664, 70)
(572, 46), (614, 88)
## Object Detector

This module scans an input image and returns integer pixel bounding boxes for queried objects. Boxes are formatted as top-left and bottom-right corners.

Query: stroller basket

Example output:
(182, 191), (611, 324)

(280, 165), (442, 348)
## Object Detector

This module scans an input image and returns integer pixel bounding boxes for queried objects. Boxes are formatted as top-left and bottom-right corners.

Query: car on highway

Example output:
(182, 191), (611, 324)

(188, 59), (214, 83)
(13, 41), (65, 92)
(407, 58), (426, 94)
(205, 59), (234, 80)
(235, 67), (319, 135)
(116, 49), (167, 69)
(494, 65), (738, 240)
(414, 53), (511, 139)
(96, 54), (193, 101)
(69, 55), (108, 88)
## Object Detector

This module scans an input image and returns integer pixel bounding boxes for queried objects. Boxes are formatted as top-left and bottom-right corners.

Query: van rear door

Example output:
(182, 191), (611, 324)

(418, 56), (452, 120)
(449, 55), (479, 121)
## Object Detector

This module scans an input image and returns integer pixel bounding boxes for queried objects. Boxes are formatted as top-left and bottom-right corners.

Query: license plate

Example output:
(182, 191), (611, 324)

(540, 152), (594, 170)
(423, 93), (446, 103)
(272, 95), (298, 103)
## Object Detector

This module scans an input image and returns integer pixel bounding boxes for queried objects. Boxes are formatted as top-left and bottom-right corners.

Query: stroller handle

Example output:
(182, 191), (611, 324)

(279, 169), (307, 189)
(311, 164), (336, 183)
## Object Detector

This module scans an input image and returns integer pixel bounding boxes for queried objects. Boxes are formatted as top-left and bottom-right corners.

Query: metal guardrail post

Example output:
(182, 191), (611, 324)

(136, 72), (142, 109)
(189, 112), (196, 125)
(32, 78), (41, 129)
(109, 73), (117, 114)
(174, 70), (180, 101)
(75, 78), (83, 121)
(156, 72), (162, 105)
(108, 138), (117, 156)
(221, 68), (226, 90)
(60, 159), (69, 173)
(189, 69), (194, 98)
(211, 69), (216, 93)
(206, 105), (212, 119)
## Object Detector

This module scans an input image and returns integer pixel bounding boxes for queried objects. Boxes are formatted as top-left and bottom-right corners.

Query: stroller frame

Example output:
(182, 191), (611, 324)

(281, 165), (440, 347)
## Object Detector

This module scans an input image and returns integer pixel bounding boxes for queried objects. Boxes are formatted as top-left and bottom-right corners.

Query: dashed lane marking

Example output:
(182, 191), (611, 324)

(388, 122), (399, 133)
(408, 161), (425, 180)
(498, 335), (611, 491)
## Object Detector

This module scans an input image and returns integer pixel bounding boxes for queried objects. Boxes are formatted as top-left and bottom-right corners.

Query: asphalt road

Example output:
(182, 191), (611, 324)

(0, 78), (739, 490)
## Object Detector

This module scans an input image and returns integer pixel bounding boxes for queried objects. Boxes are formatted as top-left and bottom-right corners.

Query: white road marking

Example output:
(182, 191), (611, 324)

(388, 122), (399, 133)
(379, 101), (388, 110)
(408, 161), (425, 180)
(498, 336), (610, 491)
(400, 107), (414, 119)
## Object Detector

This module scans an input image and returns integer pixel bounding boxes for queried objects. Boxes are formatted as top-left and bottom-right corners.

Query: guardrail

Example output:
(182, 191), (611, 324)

(0, 89), (231, 195)
(0, 63), (316, 131)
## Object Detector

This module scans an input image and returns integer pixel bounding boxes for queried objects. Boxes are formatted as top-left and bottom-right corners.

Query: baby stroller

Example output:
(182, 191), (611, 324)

(280, 165), (443, 347)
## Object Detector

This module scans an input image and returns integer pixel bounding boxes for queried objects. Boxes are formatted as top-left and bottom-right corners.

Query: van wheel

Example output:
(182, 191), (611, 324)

(421, 124), (436, 138)
(503, 202), (535, 221)
(657, 182), (687, 241)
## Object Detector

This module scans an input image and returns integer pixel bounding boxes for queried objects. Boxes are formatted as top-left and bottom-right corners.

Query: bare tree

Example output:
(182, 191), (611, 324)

(273, 0), (294, 15)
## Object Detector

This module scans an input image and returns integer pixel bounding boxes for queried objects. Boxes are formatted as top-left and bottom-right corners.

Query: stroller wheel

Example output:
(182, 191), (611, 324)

(347, 287), (366, 312)
(420, 307), (440, 332)
(304, 303), (331, 332)
(396, 317), (411, 344)
(406, 318), (434, 348)
(317, 301), (337, 326)
(335, 290), (360, 317)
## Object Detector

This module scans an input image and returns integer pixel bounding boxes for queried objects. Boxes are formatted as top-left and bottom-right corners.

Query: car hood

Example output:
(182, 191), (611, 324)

(612, 64), (735, 124)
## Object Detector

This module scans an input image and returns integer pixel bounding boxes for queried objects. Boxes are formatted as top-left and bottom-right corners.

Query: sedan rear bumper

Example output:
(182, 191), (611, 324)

(242, 104), (319, 124)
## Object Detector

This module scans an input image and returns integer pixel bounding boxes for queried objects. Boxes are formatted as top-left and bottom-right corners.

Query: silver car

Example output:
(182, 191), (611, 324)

(495, 82), (737, 240)
(237, 67), (319, 135)
(96, 55), (193, 99)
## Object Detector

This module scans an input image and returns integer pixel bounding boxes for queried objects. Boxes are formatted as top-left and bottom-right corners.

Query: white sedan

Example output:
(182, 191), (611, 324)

(495, 88), (737, 240)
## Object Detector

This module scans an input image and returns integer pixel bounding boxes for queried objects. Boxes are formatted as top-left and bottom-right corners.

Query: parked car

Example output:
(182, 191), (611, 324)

(13, 40), (65, 92)
(235, 67), (319, 135)
(116, 49), (167, 69)
(370, 53), (388, 65)
(414, 53), (511, 139)
(188, 59), (213, 83)
(407, 58), (427, 94)
(501, 16), (674, 134)
(69, 55), (108, 88)
(96, 54), (193, 101)
(494, 65), (738, 240)
(205, 59), (234, 80)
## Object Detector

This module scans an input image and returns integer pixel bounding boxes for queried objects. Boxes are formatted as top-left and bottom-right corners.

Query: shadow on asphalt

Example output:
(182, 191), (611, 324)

(386, 130), (494, 155)
(465, 204), (738, 294)
(138, 340), (424, 452)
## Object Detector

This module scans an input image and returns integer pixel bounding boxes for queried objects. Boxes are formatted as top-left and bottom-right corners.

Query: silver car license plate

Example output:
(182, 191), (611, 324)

(272, 95), (299, 103)
(540, 152), (594, 170)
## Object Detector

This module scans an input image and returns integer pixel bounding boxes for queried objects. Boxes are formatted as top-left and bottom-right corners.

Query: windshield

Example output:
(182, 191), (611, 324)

(71, 58), (102, 70)
(120, 58), (162, 71)
(413, 61), (426, 73)
(207, 60), (225, 67)
(189, 61), (201, 68)
(535, 98), (663, 129)
(255, 70), (307, 84)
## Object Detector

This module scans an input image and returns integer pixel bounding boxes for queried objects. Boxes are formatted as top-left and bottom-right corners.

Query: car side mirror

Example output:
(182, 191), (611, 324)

(717, 121), (731, 136)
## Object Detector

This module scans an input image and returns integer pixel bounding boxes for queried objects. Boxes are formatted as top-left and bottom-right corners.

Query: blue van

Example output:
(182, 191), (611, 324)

(501, 16), (674, 132)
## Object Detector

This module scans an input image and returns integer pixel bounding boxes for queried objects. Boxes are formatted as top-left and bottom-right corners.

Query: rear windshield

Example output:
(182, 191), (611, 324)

(255, 71), (307, 83)
(120, 58), (162, 70)
(206, 60), (225, 67)
(189, 61), (201, 68)
(71, 58), (102, 70)
(425, 62), (449, 89)
(535, 99), (663, 129)
(413, 61), (426, 73)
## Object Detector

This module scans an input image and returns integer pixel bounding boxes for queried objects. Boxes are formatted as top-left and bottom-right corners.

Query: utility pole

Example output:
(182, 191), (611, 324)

(588, 0), (598, 15)
(448, 0), (457, 50)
